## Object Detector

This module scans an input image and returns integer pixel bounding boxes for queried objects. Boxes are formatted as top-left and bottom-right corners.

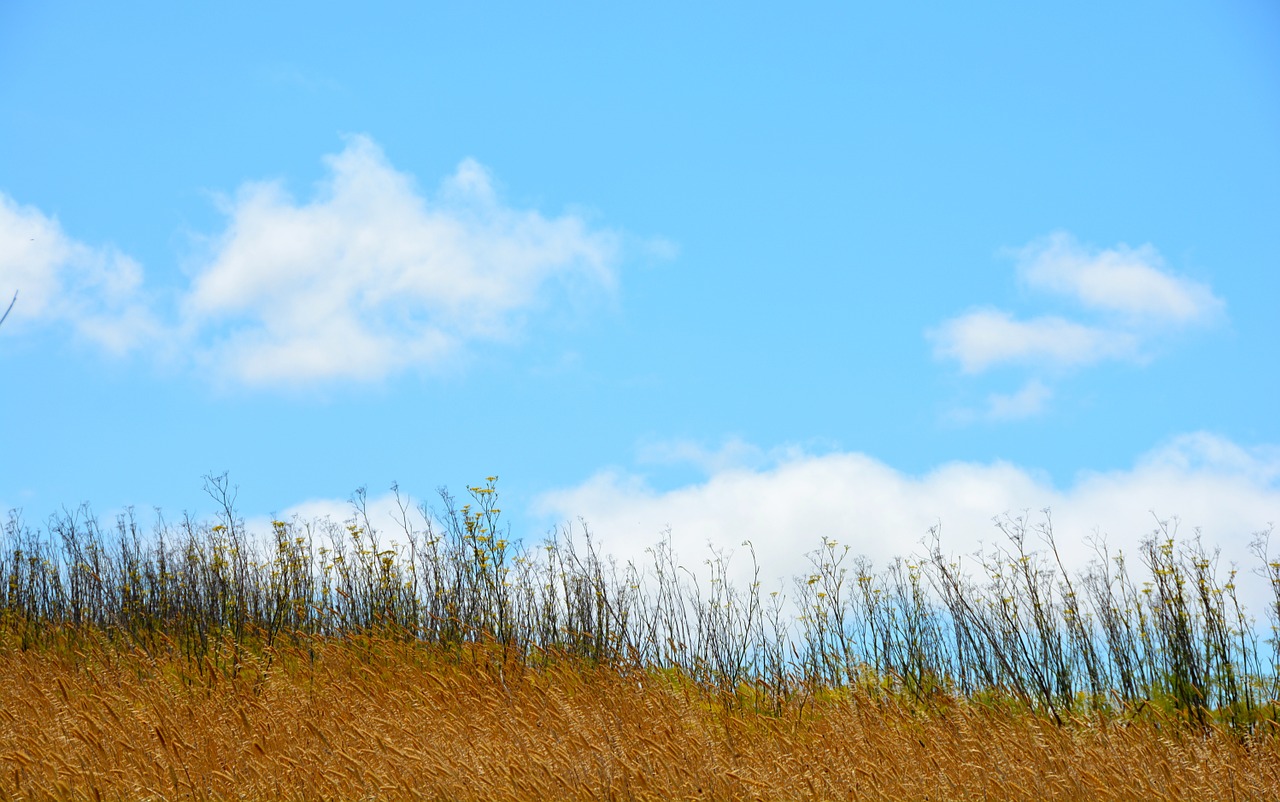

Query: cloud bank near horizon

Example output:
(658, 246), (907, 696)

(531, 433), (1278, 604)
(221, 431), (1280, 615)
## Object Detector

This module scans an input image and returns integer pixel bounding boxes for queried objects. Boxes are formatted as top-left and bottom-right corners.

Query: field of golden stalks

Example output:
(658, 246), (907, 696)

(2, 634), (1277, 802)
(3, 480), (1280, 799)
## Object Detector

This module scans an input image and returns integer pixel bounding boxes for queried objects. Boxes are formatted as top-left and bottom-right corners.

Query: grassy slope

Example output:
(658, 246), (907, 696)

(2, 635), (1277, 802)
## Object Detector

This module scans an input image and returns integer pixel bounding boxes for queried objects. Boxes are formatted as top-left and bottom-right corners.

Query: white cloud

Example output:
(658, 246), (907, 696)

(232, 483), (482, 571)
(930, 309), (1138, 374)
(2, 137), (625, 385)
(635, 435), (769, 473)
(929, 233), (1224, 406)
(984, 378), (1052, 420)
(186, 136), (620, 384)
(219, 434), (1279, 619)
(0, 193), (159, 352)
(533, 434), (1280, 612)
(1016, 231), (1223, 324)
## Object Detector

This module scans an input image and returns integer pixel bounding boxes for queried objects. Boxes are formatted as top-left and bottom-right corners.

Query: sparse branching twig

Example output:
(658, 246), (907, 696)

(0, 481), (1276, 732)
(0, 290), (16, 328)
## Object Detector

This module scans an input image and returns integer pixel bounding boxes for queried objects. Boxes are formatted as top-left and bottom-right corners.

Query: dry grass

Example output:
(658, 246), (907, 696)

(4, 480), (1280, 799)
(2, 635), (1277, 802)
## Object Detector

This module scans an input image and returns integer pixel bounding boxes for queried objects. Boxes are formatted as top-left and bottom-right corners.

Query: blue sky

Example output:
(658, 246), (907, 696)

(2, 2), (1279, 593)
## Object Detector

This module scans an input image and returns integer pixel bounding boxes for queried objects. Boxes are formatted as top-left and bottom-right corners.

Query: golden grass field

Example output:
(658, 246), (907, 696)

(2, 635), (1277, 802)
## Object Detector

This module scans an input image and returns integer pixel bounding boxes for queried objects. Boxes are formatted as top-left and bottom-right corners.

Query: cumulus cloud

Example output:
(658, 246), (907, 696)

(1016, 231), (1223, 324)
(533, 434), (1280, 611)
(2, 137), (624, 385)
(185, 136), (620, 384)
(0, 193), (159, 352)
(930, 309), (1138, 374)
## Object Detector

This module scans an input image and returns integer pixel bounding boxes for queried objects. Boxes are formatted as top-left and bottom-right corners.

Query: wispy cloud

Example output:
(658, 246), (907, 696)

(635, 436), (769, 474)
(1016, 232), (1223, 325)
(930, 309), (1139, 374)
(984, 378), (1053, 420)
(0, 193), (160, 353)
(929, 232), (1224, 419)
